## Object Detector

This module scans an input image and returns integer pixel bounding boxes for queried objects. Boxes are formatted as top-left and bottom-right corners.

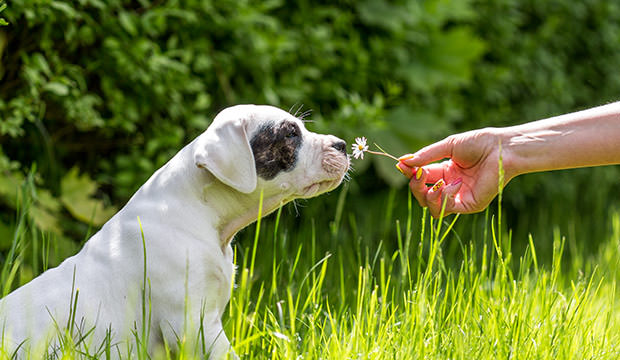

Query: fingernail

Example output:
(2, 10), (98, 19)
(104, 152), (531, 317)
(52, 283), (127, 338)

(431, 179), (445, 192)
(451, 178), (463, 186)
(395, 163), (405, 175)
(399, 154), (415, 161)
(415, 167), (423, 180)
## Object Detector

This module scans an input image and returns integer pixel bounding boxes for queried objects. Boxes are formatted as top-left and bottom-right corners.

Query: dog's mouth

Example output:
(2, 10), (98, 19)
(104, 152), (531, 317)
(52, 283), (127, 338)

(293, 145), (349, 199)
(300, 178), (342, 198)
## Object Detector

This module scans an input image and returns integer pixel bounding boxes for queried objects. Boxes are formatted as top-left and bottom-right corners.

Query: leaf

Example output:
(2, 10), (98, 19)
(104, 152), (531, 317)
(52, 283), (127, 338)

(60, 167), (116, 226)
(0, 171), (22, 208)
(49, 1), (79, 19)
(30, 205), (62, 235)
(31, 53), (52, 76)
(0, 1), (6, 25)
(119, 11), (138, 37)
(423, 0), (476, 25)
(43, 81), (70, 96)
(30, 188), (63, 235)
(356, 0), (417, 33)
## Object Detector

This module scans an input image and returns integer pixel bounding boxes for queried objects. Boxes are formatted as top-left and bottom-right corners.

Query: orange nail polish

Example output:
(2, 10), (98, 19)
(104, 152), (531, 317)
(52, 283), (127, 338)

(395, 163), (405, 175)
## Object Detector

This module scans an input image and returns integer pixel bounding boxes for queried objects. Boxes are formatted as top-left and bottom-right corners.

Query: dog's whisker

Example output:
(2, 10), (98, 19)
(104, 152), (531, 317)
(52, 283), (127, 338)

(297, 104), (312, 119)
(289, 102), (302, 116)
(292, 200), (300, 217)
(291, 103), (306, 118)
(298, 109), (313, 121)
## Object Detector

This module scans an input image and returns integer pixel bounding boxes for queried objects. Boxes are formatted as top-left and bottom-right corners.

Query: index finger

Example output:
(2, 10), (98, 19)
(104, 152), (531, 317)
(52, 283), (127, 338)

(399, 136), (454, 167)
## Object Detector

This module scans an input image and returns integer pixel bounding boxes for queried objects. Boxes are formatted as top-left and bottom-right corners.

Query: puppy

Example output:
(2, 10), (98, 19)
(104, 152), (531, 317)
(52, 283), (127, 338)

(0, 104), (349, 358)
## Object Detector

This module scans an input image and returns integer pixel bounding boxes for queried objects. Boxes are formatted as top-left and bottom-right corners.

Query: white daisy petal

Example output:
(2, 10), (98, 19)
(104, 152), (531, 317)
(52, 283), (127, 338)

(352, 136), (369, 159)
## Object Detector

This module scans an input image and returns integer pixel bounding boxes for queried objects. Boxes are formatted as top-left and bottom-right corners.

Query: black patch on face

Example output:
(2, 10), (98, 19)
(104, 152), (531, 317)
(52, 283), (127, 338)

(251, 120), (303, 180)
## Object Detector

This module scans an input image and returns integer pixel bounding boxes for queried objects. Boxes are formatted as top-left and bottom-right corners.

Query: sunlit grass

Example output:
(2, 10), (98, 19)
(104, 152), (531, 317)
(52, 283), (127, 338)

(1, 178), (620, 359)
(227, 194), (620, 359)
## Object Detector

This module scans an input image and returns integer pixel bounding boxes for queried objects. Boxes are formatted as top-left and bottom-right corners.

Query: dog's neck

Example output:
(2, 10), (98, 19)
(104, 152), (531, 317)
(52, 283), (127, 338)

(200, 178), (288, 249)
(141, 142), (291, 251)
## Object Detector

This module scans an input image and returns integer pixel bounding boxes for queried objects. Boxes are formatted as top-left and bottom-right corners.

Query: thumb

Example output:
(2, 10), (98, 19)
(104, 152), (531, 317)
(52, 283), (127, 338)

(399, 137), (453, 167)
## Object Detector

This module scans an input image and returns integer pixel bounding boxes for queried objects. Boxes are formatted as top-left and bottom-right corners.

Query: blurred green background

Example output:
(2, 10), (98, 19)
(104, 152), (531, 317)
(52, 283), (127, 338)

(1, 0), (619, 282)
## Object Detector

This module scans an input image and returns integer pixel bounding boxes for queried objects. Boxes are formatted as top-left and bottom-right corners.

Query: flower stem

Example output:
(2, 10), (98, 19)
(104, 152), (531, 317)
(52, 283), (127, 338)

(366, 150), (399, 161)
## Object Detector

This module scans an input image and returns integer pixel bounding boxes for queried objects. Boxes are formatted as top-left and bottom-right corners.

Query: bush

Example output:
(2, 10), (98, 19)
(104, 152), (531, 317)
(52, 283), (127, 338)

(1, 0), (619, 277)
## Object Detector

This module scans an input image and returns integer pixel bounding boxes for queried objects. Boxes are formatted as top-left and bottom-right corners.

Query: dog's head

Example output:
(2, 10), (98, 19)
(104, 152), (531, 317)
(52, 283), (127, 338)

(194, 105), (349, 202)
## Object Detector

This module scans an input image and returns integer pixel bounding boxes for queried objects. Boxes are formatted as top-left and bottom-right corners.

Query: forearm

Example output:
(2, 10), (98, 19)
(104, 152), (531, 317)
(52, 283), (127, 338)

(501, 101), (620, 178)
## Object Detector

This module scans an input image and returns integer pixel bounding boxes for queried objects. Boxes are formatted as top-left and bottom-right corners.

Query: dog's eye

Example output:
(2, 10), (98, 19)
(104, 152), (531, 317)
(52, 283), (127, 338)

(285, 125), (300, 139)
(286, 129), (299, 139)
(279, 121), (301, 141)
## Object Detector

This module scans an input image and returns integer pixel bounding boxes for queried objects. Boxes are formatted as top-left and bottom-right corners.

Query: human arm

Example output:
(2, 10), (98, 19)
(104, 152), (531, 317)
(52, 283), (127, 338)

(397, 101), (620, 217)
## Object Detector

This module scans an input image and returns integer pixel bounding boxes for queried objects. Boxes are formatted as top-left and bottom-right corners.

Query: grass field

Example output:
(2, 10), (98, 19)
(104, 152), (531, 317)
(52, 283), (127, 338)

(226, 187), (620, 359)
(1, 180), (620, 359)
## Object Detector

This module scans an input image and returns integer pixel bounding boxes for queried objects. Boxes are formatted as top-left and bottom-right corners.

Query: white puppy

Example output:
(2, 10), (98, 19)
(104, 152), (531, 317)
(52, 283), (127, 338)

(0, 105), (349, 358)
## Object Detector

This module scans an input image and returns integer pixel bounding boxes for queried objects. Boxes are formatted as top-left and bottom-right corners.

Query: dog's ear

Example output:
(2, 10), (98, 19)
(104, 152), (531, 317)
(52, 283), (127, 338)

(194, 117), (257, 194)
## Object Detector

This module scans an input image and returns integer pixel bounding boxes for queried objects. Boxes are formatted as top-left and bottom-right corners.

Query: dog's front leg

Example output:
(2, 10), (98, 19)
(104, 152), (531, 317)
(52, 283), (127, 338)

(202, 320), (237, 360)
(158, 310), (236, 359)
(155, 258), (236, 359)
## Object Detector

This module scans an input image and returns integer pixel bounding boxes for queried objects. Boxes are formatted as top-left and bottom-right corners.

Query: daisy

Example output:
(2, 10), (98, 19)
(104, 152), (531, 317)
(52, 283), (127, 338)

(352, 137), (369, 159)
(350, 136), (399, 161)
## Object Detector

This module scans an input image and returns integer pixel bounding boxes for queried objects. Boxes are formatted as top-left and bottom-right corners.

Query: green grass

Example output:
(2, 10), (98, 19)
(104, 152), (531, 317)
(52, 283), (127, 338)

(227, 191), (620, 359)
(2, 179), (620, 359)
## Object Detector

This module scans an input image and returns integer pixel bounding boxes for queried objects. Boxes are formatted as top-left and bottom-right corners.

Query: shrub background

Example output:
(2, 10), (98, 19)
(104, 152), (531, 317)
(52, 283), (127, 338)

(1, 0), (620, 284)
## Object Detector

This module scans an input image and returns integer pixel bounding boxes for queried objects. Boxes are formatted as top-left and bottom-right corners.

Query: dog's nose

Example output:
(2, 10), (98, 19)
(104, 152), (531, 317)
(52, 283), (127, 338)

(331, 140), (347, 155)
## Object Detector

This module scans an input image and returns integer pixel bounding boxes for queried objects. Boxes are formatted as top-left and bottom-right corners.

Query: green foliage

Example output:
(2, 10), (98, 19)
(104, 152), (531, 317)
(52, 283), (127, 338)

(0, 0), (619, 277)
(1, 0), (485, 196)
(60, 167), (116, 226)
(0, 2), (7, 26)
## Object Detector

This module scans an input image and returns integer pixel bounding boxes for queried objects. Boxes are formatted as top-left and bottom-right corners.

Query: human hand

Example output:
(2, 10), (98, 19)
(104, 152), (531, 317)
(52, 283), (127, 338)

(397, 128), (511, 217)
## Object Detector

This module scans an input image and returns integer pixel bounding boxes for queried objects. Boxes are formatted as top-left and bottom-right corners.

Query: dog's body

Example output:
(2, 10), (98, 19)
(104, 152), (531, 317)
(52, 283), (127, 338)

(0, 105), (349, 358)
